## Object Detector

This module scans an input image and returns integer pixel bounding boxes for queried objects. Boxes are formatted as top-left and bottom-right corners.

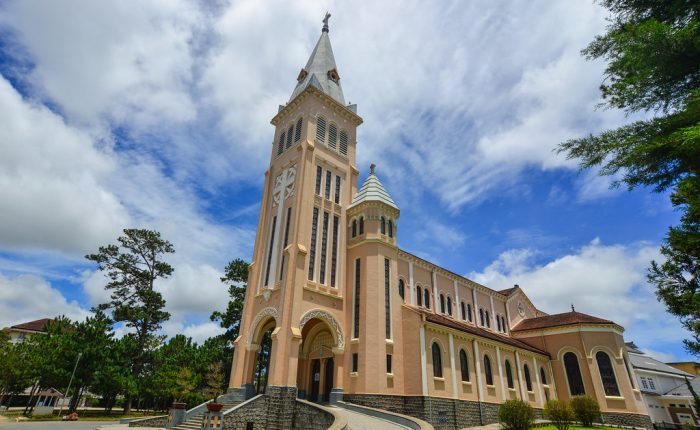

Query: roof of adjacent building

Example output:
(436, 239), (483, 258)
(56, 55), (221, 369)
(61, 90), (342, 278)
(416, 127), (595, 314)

(666, 375), (699, 396)
(289, 22), (346, 105)
(350, 164), (398, 210)
(9, 318), (52, 333)
(424, 312), (549, 357)
(628, 348), (693, 377)
(498, 286), (519, 296)
(511, 311), (615, 332)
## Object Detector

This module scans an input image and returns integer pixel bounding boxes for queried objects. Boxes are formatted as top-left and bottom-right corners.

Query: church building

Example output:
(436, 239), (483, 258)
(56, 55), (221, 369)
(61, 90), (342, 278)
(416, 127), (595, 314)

(227, 17), (653, 430)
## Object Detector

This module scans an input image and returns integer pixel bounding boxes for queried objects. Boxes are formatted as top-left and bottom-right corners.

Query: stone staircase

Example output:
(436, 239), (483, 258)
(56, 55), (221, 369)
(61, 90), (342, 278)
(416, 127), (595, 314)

(172, 400), (242, 430)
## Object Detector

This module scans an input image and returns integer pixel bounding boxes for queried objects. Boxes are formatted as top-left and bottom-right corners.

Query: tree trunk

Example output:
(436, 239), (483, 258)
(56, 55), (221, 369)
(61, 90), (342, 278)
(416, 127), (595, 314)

(123, 394), (132, 414)
(23, 382), (39, 416)
(68, 385), (83, 412)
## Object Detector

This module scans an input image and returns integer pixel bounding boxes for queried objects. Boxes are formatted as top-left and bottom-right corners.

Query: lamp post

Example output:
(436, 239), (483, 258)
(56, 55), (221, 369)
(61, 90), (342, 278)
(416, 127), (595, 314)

(58, 352), (82, 417)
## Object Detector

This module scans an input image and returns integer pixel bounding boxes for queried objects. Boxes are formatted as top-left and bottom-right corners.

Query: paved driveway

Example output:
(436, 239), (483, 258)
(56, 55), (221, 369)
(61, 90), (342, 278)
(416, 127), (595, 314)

(0, 422), (153, 430)
(331, 407), (412, 430)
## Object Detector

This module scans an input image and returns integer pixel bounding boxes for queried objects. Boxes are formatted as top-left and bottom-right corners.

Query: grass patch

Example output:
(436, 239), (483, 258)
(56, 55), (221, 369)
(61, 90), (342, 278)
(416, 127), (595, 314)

(534, 426), (624, 430)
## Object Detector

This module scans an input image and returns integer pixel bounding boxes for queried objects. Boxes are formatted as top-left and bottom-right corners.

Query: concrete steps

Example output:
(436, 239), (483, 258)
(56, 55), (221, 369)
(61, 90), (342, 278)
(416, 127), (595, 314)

(172, 402), (241, 430)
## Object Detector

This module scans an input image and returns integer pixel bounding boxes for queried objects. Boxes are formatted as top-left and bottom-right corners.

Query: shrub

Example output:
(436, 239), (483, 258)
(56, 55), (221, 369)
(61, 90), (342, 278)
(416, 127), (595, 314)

(498, 399), (535, 430)
(543, 399), (574, 430)
(570, 395), (600, 427)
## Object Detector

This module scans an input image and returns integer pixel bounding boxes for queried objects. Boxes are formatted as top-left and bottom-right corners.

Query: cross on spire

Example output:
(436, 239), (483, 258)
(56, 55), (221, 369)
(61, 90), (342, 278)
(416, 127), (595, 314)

(322, 11), (331, 32)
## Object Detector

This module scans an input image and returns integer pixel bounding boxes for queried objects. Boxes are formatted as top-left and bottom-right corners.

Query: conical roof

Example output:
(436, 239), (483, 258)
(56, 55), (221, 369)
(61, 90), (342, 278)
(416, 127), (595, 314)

(350, 164), (398, 210)
(289, 18), (345, 105)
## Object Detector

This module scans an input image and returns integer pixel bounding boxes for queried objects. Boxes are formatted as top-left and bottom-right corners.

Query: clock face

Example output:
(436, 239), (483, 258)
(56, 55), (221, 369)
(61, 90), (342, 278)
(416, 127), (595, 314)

(517, 301), (525, 317)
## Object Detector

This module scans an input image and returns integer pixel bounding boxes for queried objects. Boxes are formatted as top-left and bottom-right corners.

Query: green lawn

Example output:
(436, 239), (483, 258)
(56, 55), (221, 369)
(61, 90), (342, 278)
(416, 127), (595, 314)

(534, 426), (624, 430)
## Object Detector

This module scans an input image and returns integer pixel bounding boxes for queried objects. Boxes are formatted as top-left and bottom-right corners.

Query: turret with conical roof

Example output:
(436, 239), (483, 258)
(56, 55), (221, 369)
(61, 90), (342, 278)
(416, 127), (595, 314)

(347, 164), (400, 246)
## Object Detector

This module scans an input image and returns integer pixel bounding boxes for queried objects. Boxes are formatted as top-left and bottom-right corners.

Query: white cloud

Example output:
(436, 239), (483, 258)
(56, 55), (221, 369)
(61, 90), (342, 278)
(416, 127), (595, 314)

(0, 273), (89, 328)
(469, 239), (689, 348)
(642, 348), (677, 363)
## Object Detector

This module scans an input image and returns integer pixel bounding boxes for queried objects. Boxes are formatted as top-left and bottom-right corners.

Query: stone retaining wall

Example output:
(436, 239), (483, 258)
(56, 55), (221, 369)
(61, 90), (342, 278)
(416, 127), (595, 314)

(344, 394), (509, 430)
(293, 399), (338, 430)
(601, 411), (653, 429)
(128, 415), (167, 427)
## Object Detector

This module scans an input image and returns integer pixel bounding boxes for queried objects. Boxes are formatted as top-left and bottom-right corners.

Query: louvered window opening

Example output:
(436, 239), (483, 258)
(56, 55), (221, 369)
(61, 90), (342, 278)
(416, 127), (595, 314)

(540, 367), (547, 385)
(339, 130), (348, 155)
(286, 125), (293, 149)
(264, 216), (277, 286)
(388, 220), (393, 238)
(319, 211), (329, 284)
(328, 123), (338, 149)
(381, 216), (386, 235)
(307, 208), (319, 281)
(384, 258), (391, 339)
(359, 217), (364, 234)
(351, 220), (357, 237)
(315, 166), (322, 195)
(353, 259), (361, 338)
(277, 132), (285, 155)
(447, 297), (452, 316)
(467, 304), (472, 322)
(506, 360), (514, 388)
(316, 117), (326, 143)
(460, 302), (466, 320)
(440, 294), (445, 314)
(294, 118), (302, 142)
(424, 289), (430, 309)
(330, 216), (339, 288)
(416, 287), (422, 306)
(398, 279), (405, 300)
(325, 171), (332, 200)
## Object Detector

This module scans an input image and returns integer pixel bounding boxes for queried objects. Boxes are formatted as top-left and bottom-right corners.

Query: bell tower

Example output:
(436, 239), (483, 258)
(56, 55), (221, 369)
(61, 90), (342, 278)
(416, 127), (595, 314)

(229, 13), (363, 409)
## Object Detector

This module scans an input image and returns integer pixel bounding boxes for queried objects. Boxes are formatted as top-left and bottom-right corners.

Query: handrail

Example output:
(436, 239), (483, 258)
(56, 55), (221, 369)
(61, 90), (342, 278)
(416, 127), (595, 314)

(295, 399), (348, 430)
(222, 394), (264, 416)
(337, 401), (434, 430)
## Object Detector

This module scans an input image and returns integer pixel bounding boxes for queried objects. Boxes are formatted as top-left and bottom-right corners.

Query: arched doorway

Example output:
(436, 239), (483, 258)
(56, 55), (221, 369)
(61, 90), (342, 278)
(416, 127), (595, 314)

(323, 358), (334, 402)
(254, 328), (273, 394)
(298, 316), (338, 402)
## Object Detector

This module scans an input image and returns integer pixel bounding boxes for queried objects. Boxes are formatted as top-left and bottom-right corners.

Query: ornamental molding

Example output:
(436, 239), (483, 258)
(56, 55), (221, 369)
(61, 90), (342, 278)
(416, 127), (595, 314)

(247, 307), (279, 345)
(299, 309), (345, 349)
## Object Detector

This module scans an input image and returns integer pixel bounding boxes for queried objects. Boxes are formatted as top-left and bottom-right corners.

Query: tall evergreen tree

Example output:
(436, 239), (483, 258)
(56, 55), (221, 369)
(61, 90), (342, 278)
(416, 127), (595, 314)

(86, 228), (174, 412)
(558, 0), (700, 353)
(210, 258), (249, 343)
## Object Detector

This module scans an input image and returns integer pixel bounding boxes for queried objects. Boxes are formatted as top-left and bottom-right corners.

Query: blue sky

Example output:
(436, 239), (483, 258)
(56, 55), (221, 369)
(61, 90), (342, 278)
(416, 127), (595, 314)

(0, 0), (690, 361)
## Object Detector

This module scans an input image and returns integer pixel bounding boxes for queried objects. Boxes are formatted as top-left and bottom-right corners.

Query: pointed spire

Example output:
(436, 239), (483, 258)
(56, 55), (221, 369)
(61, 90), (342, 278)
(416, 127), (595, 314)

(289, 13), (346, 105)
(350, 164), (399, 210)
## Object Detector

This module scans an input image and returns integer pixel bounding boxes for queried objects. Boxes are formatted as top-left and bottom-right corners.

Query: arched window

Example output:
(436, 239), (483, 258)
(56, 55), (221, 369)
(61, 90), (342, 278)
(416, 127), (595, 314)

(505, 360), (514, 389)
(339, 130), (348, 155)
(479, 308), (485, 326)
(467, 304), (472, 322)
(440, 294), (445, 313)
(540, 367), (547, 385)
(294, 117), (302, 142)
(563, 352), (586, 395)
(380, 216), (386, 235)
(460, 350), (469, 382)
(417, 287), (422, 307)
(359, 217), (364, 235)
(497, 315), (502, 332)
(286, 125), (293, 149)
(524, 364), (532, 392)
(388, 220), (394, 238)
(501, 316), (507, 332)
(352, 220), (357, 237)
(460, 301), (466, 320)
(316, 116), (326, 142)
(484, 355), (493, 386)
(596, 351), (620, 396)
(432, 342), (443, 378)
(398, 279), (405, 301)
(447, 297), (452, 316)
(328, 123), (338, 149)
(485, 310), (490, 328)
(277, 131), (285, 155)
(424, 289), (430, 309)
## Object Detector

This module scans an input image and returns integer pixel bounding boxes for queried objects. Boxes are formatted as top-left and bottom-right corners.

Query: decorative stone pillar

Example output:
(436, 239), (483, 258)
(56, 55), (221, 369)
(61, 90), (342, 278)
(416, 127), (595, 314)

(166, 402), (186, 429)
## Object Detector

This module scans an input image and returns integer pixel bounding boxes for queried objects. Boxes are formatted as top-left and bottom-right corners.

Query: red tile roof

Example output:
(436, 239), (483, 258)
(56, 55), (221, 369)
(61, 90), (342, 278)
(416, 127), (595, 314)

(511, 311), (615, 332)
(423, 312), (549, 357)
(10, 318), (52, 333)
(498, 287), (518, 296)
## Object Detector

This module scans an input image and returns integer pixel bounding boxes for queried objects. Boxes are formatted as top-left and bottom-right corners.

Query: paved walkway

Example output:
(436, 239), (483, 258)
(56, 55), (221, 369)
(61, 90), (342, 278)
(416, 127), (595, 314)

(331, 406), (412, 430)
(0, 422), (161, 430)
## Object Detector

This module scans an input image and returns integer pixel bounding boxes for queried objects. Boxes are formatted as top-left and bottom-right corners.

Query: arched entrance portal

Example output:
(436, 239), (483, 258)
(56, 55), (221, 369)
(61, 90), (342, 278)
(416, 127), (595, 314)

(298, 317), (339, 403)
(249, 316), (276, 395)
